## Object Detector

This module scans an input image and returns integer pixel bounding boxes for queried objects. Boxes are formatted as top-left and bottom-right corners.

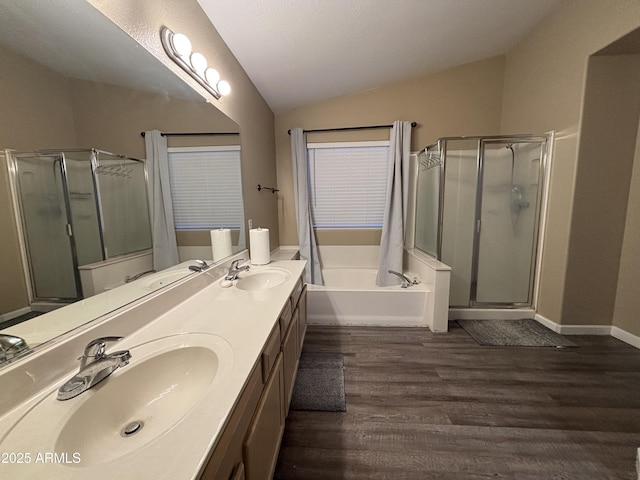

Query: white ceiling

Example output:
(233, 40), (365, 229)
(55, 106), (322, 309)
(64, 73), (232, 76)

(197, 0), (563, 114)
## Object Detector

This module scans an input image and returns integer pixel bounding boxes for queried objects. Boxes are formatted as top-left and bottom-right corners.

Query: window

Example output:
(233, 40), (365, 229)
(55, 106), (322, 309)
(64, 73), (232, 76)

(167, 146), (243, 229)
(307, 141), (389, 228)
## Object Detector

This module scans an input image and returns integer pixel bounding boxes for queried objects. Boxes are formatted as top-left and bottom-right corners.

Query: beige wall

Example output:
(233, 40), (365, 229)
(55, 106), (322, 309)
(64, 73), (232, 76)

(275, 56), (506, 246)
(501, 0), (640, 326)
(88, 0), (279, 251)
(563, 55), (640, 327)
(70, 80), (239, 159)
(613, 120), (640, 336)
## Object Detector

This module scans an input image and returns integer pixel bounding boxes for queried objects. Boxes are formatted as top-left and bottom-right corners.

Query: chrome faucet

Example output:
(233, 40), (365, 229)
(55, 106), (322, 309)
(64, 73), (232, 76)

(225, 259), (250, 281)
(189, 259), (209, 272)
(387, 270), (419, 289)
(125, 269), (156, 283)
(57, 336), (131, 401)
(0, 334), (29, 363)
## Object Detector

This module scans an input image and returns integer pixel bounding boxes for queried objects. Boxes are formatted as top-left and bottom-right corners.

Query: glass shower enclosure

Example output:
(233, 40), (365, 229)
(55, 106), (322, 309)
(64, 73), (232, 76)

(415, 135), (551, 308)
(8, 149), (152, 303)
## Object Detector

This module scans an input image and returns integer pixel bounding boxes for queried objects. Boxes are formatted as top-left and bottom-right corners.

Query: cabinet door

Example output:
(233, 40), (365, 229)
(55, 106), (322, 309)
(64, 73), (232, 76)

(281, 317), (298, 411)
(198, 362), (263, 480)
(243, 353), (285, 480)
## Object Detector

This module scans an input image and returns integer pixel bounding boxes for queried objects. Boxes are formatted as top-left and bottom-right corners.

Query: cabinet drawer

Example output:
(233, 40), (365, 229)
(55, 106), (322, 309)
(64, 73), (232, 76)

(291, 277), (303, 309)
(261, 323), (281, 384)
(278, 300), (292, 340)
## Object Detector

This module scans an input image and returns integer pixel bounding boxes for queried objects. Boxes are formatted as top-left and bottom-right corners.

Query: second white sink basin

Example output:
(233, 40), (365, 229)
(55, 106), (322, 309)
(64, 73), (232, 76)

(235, 268), (290, 291)
(0, 333), (233, 473)
(140, 269), (192, 290)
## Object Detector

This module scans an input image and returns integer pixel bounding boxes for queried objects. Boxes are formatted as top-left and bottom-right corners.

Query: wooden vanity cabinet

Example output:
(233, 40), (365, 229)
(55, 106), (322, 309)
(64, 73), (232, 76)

(198, 274), (307, 480)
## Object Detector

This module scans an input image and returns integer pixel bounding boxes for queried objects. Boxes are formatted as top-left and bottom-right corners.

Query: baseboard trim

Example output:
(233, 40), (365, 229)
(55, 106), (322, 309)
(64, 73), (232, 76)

(534, 313), (640, 349)
(611, 326), (640, 350)
(0, 306), (31, 322)
(534, 313), (611, 335)
(308, 314), (426, 327)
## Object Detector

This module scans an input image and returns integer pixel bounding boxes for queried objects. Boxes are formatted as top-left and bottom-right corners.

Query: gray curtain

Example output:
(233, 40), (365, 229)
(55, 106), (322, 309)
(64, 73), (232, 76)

(144, 130), (179, 271)
(377, 121), (412, 286)
(291, 128), (323, 285)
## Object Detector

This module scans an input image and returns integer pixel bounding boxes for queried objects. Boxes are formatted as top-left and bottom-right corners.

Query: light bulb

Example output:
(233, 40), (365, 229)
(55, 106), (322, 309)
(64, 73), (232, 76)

(171, 33), (192, 58)
(190, 52), (208, 74)
(205, 68), (220, 86)
(217, 80), (231, 96)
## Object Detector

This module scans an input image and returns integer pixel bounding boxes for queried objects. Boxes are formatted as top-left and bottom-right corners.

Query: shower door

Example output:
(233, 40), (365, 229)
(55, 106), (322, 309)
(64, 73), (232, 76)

(471, 138), (546, 306)
(13, 153), (82, 301)
(431, 135), (548, 308)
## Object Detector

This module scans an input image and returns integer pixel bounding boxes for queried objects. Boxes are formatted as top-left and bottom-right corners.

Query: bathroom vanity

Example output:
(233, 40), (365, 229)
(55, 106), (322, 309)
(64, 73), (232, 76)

(0, 256), (307, 480)
(200, 270), (306, 480)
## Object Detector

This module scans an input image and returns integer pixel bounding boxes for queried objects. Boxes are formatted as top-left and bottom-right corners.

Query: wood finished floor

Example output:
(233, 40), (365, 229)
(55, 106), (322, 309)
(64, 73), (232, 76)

(274, 323), (640, 480)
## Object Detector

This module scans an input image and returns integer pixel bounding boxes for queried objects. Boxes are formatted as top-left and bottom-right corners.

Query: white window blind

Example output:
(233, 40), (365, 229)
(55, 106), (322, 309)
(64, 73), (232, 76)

(167, 147), (243, 229)
(307, 141), (389, 228)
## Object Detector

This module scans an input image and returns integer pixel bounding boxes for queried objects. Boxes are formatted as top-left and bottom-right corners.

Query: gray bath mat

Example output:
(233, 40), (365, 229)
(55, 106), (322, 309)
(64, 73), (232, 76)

(457, 319), (577, 347)
(290, 352), (346, 412)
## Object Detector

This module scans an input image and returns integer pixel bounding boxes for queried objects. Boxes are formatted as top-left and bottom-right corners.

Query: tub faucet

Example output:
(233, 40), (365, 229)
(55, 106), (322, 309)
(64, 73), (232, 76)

(0, 334), (29, 363)
(225, 259), (250, 281)
(57, 336), (131, 401)
(125, 269), (156, 283)
(189, 259), (209, 272)
(387, 270), (419, 289)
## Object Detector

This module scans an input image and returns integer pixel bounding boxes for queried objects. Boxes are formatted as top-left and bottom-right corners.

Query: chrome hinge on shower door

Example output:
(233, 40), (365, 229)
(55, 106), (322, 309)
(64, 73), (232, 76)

(476, 219), (481, 234)
(66, 223), (73, 236)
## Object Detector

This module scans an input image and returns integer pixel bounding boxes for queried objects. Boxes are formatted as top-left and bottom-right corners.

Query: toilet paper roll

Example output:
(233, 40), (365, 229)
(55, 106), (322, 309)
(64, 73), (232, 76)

(210, 228), (233, 262)
(249, 227), (270, 265)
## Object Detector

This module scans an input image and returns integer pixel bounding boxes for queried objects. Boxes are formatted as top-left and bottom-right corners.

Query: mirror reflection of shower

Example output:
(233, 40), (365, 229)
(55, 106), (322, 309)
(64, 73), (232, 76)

(8, 149), (152, 304)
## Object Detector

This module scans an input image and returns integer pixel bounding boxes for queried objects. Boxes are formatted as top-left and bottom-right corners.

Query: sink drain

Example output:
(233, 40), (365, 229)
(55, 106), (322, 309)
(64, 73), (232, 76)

(121, 420), (144, 437)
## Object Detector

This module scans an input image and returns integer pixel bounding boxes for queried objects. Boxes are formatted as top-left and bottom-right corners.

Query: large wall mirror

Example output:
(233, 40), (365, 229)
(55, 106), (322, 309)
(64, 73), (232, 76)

(0, 0), (245, 367)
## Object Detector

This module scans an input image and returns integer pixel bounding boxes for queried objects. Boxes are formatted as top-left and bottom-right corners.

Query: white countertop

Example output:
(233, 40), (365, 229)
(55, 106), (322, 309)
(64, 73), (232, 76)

(0, 259), (306, 480)
(0, 261), (197, 347)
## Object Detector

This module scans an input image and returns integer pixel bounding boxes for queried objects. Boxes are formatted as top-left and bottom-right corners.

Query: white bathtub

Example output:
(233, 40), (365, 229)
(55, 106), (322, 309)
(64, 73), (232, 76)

(306, 268), (430, 327)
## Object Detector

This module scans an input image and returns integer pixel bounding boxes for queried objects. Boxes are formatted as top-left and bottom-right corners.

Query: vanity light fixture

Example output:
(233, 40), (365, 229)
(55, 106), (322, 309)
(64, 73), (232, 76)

(160, 27), (231, 99)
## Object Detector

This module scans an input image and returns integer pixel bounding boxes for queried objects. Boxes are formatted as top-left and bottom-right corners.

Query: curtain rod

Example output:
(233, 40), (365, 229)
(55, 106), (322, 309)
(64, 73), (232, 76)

(140, 131), (239, 137)
(287, 122), (417, 135)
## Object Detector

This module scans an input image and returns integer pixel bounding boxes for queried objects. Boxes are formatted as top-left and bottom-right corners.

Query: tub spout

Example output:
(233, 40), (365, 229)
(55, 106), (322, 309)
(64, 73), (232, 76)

(387, 270), (419, 288)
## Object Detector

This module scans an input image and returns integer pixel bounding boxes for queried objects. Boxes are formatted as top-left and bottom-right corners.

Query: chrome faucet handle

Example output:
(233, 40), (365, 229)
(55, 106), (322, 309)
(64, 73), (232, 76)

(194, 259), (209, 269)
(80, 336), (124, 368)
(230, 259), (248, 270)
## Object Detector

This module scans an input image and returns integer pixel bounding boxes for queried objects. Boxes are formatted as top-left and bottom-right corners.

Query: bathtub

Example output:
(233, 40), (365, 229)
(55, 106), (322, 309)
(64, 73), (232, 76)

(306, 267), (430, 327)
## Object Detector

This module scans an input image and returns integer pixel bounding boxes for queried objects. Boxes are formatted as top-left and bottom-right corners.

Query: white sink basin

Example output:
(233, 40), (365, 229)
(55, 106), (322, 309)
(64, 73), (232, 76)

(0, 333), (233, 474)
(235, 268), (290, 291)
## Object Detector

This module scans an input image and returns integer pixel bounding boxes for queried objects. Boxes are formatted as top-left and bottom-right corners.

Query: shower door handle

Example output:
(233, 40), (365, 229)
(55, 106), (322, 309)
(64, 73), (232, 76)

(476, 219), (481, 234)
(66, 223), (73, 237)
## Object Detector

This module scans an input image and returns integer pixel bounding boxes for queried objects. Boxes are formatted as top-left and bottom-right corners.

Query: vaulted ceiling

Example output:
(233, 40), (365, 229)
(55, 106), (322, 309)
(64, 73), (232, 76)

(197, 0), (563, 113)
